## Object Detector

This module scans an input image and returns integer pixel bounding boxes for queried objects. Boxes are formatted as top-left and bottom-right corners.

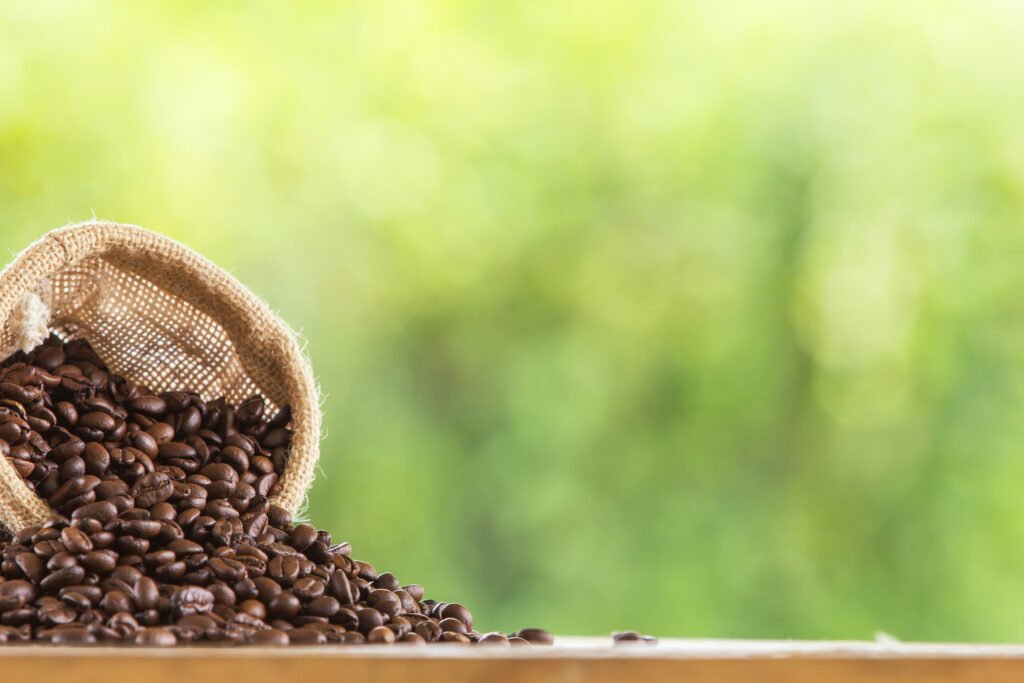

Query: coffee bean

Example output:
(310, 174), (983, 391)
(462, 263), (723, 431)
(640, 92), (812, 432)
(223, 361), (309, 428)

(157, 441), (196, 461)
(134, 577), (160, 610)
(79, 550), (117, 573)
(307, 595), (340, 619)
(14, 553), (44, 583)
(368, 589), (402, 619)
(267, 593), (301, 620)
(60, 527), (93, 554)
(171, 587), (214, 617)
(267, 504), (292, 529)
(612, 630), (657, 645)
(100, 591), (134, 614)
(136, 627), (177, 646)
(368, 625), (396, 644)
(70, 500), (118, 523)
(131, 472), (174, 508)
(60, 590), (94, 610)
(79, 412), (116, 432)
(130, 395), (167, 416)
(441, 603), (473, 629)
(208, 557), (246, 582)
(292, 577), (325, 602)
(40, 566), (85, 591)
(253, 576), (282, 602)
(289, 524), (317, 552)
(59, 456), (86, 482)
(249, 628), (289, 646)
(164, 539), (202, 557)
(476, 632), (509, 646)
(515, 628), (555, 645)
(82, 443), (111, 475)
(0, 581), (36, 610)
(439, 618), (468, 635)
(289, 627), (327, 645)
(328, 571), (354, 605)
(50, 626), (97, 645)
(357, 607), (384, 634)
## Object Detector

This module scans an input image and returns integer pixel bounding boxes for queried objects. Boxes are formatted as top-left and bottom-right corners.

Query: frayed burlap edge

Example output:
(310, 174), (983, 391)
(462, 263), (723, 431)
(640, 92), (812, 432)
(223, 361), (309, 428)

(0, 221), (322, 531)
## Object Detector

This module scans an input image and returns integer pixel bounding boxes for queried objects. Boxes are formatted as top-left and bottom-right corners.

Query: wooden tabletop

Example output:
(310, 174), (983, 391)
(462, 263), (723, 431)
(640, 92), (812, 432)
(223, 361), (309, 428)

(3, 636), (1024, 682)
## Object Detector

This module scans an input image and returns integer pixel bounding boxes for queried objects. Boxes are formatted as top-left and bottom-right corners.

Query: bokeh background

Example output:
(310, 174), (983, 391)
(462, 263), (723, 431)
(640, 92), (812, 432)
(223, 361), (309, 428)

(3, 0), (1024, 642)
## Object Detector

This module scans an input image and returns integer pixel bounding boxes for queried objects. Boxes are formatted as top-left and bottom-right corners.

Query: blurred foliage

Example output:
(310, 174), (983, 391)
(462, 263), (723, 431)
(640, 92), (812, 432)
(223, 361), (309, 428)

(4, 0), (1024, 642)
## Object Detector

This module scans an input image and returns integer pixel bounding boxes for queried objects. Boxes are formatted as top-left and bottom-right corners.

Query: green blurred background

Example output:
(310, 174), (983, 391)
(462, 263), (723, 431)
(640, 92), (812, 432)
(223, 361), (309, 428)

(3, 0), (1024, 642)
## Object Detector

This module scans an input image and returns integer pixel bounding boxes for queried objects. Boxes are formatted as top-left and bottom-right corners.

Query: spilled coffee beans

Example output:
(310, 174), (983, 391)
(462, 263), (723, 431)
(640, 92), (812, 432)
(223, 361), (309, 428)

(0, 336), (552, 646)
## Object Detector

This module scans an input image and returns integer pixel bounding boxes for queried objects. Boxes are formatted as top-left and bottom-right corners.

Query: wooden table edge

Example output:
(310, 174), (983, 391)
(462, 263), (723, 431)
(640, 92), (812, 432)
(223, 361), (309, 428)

(3, 638), (1024, 683)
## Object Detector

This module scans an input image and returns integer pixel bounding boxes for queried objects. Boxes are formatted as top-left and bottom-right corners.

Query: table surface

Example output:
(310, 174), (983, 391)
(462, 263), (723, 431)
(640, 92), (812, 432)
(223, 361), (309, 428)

(4, 636), (1024, 682)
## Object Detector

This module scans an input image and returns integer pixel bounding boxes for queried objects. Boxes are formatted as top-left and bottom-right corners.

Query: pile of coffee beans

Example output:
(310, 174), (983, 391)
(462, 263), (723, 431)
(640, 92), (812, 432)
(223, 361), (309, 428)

(0, 336), (553, 646)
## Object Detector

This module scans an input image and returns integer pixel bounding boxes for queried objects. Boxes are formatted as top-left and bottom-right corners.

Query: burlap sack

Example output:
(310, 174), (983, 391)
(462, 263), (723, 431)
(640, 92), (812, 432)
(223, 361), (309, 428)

(0, 221), (321, 531)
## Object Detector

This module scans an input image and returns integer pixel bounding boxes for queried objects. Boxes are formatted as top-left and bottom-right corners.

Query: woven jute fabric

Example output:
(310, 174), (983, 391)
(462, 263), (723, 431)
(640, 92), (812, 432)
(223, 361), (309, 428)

(0, 221), (321, 531)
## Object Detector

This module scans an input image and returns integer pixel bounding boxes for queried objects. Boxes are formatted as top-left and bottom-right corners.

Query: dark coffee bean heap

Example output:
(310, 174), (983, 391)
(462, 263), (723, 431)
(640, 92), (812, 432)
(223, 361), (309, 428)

(0, 336), (552, 646)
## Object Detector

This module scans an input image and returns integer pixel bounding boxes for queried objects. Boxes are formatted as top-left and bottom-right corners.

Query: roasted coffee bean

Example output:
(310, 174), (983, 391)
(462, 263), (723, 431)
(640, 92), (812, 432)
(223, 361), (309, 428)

(131, 472), (174, 508)
(0, 581), (36, 610)
(50, 476), (101, 506)
(208, 557), (246, 582)
(289, 627), (327, 645)
(70, 500), (118, 523)
(441, 603), (473, 629)
(14, 553), (44, 583)
(328, 570), (354, 605)
(157, 441), (197, 462)
(612, 630), (657, 645)
(46, 552), (78, 572)
(130, 395), (167, 416)
(479, 632), (511, 646)
(439, 618), (468, 635)
(82, 443), (111, 475)
(79, 412), (115, 433)
(122, 519), (162, 539)
(60, 590), (94, 610)
(95, 479), (130, 501)
(267, 593), (301, 620)
(292, 577), (326, 602)
(166, 539), (203, 557)
(515, 628), (555, 645)
(153, 561), (187, 581)
(49, 626), (97, 645)
(249, 628), (290, 646)
(368, 625), (396, 644)
(400, 632), (426, 645)
(171, 587), (214, 618)
(60, 527), (93, 554)
(135, 627), (177, 646)
(40, 566), (86, 591)
(357, 607), (385, 634)
(368, 590), (402, 619)
(133, 577), (160, 610)
(100, 591), (134, 614)
(80, 550), (117, 573)
(289, 524), (318, 553)
(59, 456), (86, 482)
(307, 595), (340, 619)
